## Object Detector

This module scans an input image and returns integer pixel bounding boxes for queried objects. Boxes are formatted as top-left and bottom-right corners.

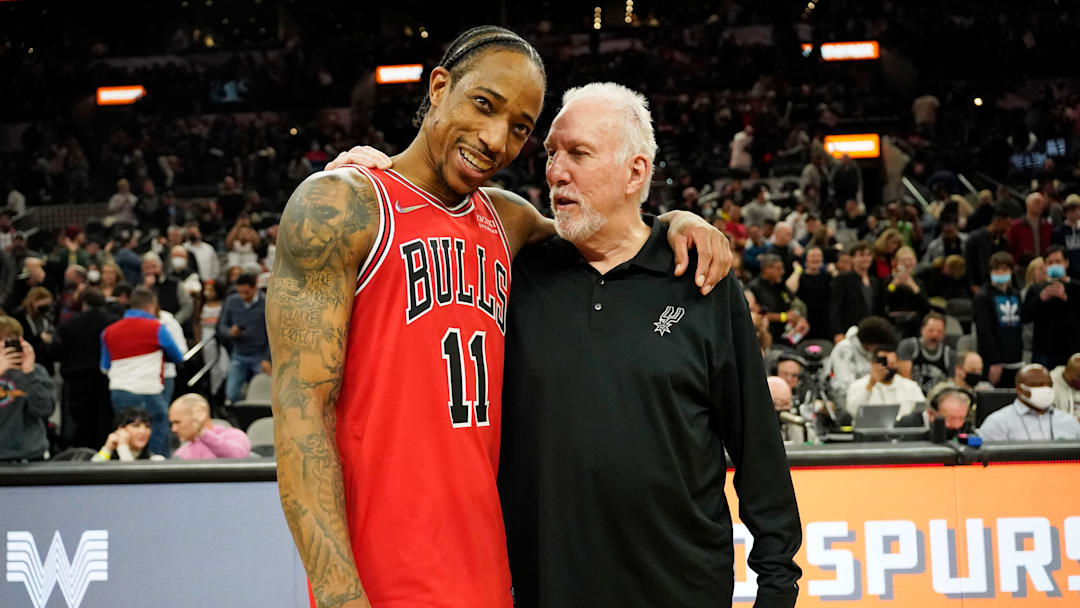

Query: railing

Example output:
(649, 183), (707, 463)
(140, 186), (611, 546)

(183, 332), (219, 388)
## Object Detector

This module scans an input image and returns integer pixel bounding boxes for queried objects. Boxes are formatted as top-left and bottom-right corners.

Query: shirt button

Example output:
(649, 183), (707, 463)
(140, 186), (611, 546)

(598, 278), (605, 286)
(594, 303), (603, 311)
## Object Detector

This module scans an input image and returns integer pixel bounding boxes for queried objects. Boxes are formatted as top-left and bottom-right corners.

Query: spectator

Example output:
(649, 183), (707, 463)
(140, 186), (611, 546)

(92, 407), (165, 461)
(831, 154), (862, 209)
(964, 203), (1012, 288)
(896, 383), (974, 438)
(974, 252), (1024, 389)
(785, 247), (830, 341)
(218, 272), (270, 403)
(99, 261), (123, 299)
(0, 315), (55, 463)
(799, 154), (829, 212)
(169, 393), (251, 459)
(827, 316), (897, 415)
(1053, 194), (1080, 280)
(217, 176), (246, 225)
(1049, 353), (1080, 417)
(979, 364), (1080, 441)
(100, 287), (185, 457)
(881, 246), (930, 337)
(741, 224), (769, 275)
(184, 222), (220, 282)
(923, 255), (973, 299)
(729, 124), (753, 175)
(167, 244), (202, 297)
(966, 190), (996, 233)
(912, 93), (940, 137)
(58, 288), (116, 450)
(845, 341), (926, 418)
(0, 209), (15, 252)
(107, 178), (138, 226)
(6, 257), (47, 313)
(199, 280), (230, 397)
(107, 282), (133, 317)
(749, 254), (809, 345)
(57, 264), (88, 325)
(741, 185), (780, 228)
(830, 241), (881, 341)
(1007, 192), (1052, 267)
(13, 286), (58, 374)
(766, 221), (804, 277)
(953, 350), (992, 392)
(142, 251), (193, 326)
(775, 356), (803, 392)
(897, 312), (955, 395)
(1021, 246), (1080, 369)
(768, 375), (804, 442)
(872, 228), (904, 280)
(112, 230), (143, 286)
(225, 217), (261, 269)
(923, 219), (967, 263)
(158, 304), (187, 403)
(8, 231), (38, 270)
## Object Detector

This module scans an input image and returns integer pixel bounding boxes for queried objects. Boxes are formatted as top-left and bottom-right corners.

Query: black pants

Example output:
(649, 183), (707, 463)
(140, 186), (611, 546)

(63, 370), (114, 449)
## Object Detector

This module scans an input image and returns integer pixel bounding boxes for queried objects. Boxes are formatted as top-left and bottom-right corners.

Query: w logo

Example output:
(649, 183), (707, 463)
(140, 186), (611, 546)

(6, 530), (108, 608)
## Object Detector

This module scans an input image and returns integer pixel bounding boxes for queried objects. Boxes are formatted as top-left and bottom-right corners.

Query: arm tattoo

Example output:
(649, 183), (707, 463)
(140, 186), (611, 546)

(267, 171), (378, 607)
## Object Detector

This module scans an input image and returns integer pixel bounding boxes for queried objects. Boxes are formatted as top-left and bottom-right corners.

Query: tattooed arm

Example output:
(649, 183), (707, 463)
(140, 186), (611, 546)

(267, 169), (377, 608)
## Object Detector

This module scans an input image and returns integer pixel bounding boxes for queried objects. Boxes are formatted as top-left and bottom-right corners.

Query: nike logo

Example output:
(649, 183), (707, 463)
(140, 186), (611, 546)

(395, 201), (427, 214)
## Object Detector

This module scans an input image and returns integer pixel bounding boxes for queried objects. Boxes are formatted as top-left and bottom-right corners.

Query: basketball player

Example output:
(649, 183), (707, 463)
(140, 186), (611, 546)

(267, 27), (731, 608)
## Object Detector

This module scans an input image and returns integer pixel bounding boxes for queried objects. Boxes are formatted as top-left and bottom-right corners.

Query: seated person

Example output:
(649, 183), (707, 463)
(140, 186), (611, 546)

(1050, 353), (1080, 417)
(896, 382), (974, 439)
(952, 350), (994, 392)
(92, 407), (166, 461)
(776, 355), (803, 392)
(845, 341), (926, 418)
(0, 315), (55, 463)
(979, 363), (1080, 441)
(768, 375), (804, 442)
(827, 316), (898, 414)
(169, 393), (252, 459)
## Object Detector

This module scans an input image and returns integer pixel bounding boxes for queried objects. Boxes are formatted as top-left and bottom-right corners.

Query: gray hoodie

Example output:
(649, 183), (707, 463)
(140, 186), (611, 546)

(0, 364), (55, 461)
(826, 325), (873, 413)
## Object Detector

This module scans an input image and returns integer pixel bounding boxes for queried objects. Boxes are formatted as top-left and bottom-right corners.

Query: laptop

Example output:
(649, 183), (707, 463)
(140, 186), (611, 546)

(855, 404), (901, 429)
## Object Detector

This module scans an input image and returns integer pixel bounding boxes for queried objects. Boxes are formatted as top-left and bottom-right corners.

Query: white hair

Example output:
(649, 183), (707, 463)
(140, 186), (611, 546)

(141, 251), (162, 265)
(560, 82), (658, 204)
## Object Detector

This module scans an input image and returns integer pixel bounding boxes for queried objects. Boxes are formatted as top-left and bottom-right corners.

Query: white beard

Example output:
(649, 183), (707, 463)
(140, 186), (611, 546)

(551, 194), (607, 243)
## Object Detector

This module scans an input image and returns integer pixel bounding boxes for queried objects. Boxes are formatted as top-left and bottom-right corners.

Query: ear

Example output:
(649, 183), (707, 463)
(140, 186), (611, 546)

(625, 154), (651, 201)
(428, 67), (452, 111)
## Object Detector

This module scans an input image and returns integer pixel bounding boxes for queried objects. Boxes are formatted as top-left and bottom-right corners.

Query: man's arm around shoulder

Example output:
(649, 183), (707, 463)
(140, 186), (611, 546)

(268, 169), (379, 608)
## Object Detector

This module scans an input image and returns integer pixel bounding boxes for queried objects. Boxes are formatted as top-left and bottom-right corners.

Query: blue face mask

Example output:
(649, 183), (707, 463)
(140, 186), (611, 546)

(1047, 264), (1066, 280)
(990, 272), (1011, 285)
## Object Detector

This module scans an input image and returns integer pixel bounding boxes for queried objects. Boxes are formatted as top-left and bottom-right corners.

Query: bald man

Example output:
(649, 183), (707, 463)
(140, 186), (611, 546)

(978, 364), (1080, 441)
(1050, 354), (1080, 417)
(769, 375), (805, 442)
(169, 393), (251, 459)
(1006, 192), (1051, 265)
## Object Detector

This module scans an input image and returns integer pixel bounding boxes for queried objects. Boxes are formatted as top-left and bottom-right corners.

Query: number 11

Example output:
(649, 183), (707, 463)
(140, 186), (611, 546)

(441, 328), (489, 428)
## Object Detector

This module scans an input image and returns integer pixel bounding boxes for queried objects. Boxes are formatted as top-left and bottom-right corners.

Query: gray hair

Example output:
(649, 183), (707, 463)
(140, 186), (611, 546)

(141, 251), (162, 265)
(560, 82), (658, 204)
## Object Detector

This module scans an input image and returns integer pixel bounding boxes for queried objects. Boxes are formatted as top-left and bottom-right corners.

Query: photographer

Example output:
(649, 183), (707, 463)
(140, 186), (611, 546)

(845, 341), (926, 418)
(0, 315), (56, 463)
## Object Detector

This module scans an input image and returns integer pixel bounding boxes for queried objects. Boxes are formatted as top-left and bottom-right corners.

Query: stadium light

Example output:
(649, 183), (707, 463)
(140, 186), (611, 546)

(375, 64), (424, 85)
(820, 40), (880, 61)
(96, 85), (147, 106)
(823, 133), (881, 159)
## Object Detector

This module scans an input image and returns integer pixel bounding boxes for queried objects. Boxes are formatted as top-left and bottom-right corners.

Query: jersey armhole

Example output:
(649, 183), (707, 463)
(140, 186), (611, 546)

(343, 165), (395, 294)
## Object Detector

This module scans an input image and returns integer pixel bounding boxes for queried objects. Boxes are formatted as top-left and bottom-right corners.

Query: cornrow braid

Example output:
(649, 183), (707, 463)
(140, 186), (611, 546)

(412, 25), (546, 128)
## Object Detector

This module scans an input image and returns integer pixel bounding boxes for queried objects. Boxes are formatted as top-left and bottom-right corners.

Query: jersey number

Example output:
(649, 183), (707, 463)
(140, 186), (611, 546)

(441, 328), (489, 428)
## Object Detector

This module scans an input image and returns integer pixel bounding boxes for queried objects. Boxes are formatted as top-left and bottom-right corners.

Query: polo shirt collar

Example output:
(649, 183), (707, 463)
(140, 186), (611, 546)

(1011, 399), (1044, 417)
(548, 215), (671, 275)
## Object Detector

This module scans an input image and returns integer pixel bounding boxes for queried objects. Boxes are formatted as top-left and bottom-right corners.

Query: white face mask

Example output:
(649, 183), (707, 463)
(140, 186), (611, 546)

(87, 269), (101, 283)
(171, 257), (187, 270)
(1021, 384), (1054, 410)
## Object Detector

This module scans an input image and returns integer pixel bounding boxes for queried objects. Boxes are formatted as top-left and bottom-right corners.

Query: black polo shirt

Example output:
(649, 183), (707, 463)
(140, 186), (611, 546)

(499, 218), (802, 608)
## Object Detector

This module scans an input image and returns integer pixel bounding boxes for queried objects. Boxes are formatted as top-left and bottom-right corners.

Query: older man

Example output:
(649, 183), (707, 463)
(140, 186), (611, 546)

(169, 393), (251, 459)
(979, 364), (1080, 440)
(1050, 353), (1080, 417)
(500, 83), (800, 608)
(896, 382), (974, 438)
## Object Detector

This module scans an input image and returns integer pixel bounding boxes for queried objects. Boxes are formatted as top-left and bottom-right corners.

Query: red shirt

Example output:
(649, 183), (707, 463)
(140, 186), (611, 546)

(321, 167), (513, 608)
(1006, 216), (1052, 261)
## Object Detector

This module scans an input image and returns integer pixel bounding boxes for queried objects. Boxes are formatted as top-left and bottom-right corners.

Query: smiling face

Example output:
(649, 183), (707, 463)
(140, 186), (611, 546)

(425, 50), (544, 197)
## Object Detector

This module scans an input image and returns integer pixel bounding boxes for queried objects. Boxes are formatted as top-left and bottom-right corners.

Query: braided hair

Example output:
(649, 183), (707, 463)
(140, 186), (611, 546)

(412, 25), (546, 128)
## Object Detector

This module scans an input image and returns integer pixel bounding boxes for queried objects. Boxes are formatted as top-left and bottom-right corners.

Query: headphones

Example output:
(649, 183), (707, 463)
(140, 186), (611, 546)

(927, 383), (977, 428)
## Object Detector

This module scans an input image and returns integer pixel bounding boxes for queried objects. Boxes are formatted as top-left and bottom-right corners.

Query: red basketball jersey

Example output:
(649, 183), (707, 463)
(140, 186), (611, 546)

(326, 166), (513, 608)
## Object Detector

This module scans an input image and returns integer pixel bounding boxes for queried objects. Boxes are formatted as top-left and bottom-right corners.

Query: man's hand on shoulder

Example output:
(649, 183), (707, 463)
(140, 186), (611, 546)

(659, 211), (734, 296)
(326, 146), (392, 172)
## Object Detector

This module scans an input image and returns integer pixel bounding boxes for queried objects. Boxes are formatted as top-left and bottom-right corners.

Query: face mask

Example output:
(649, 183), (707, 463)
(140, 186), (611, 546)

(964, 372), (982, 387)
(1020, 384), (1054, 410)
(1047, 264), (1066, 280)
(171, 257), (187, 270)
(990, 272), (1011, 285)
(87, 269), (101, 283)
(35, 304), (50, 315)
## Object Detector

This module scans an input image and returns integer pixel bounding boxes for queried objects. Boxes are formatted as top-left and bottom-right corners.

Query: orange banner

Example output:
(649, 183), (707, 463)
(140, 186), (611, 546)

(729, 463), (1080, 605)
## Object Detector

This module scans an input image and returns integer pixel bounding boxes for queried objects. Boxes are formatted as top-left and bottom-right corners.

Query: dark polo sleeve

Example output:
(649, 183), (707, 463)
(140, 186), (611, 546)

(710, 273), (802, 608)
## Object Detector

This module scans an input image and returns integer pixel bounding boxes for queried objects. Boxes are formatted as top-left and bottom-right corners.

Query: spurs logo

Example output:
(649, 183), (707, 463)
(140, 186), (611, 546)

(653, 306), (685, 336)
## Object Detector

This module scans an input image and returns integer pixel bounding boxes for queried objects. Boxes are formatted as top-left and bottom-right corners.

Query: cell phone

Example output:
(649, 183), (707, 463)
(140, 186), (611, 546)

(875, 355), (889, 366)
(5, 337), (20, 351)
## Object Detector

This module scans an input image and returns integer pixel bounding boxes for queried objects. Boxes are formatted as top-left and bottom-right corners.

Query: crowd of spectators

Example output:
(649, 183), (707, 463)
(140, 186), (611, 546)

(2, 1), (1080, 461)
